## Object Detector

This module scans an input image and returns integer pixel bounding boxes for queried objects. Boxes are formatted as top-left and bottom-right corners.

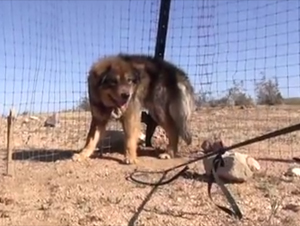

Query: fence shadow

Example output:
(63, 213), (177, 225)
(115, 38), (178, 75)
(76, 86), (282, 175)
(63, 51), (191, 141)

(8, 130), (164, 163)
(256, 157), (296, 163)
(12, 149), (74, 162)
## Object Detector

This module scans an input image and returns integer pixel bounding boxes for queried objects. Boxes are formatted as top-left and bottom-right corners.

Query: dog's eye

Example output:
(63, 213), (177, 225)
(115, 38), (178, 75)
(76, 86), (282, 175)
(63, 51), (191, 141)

(100, 77), (118, 88)
(129, 71), (140, 84)
(127, 78), (138, 84)
(107, 78), (118, 86)
(133, 70), (140, 79)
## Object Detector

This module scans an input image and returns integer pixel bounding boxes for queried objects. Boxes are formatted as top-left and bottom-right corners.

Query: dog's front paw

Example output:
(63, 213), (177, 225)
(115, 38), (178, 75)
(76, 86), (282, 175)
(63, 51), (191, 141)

(72, 153), (83, 162)
(158, 153), (172, 160)
(123, 157), (138, 165)
(72, 153), (89, 162)
(72, 148), (94, 162)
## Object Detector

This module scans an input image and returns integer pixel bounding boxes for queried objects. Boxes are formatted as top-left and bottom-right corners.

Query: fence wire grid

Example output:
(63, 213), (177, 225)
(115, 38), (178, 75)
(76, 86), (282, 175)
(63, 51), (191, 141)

(1, 1), (300, 226)
(0, 0), (299, 175)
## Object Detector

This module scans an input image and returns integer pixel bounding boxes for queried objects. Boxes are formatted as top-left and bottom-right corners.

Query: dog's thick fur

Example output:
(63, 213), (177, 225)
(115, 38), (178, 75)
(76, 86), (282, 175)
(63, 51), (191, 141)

(72, 53), (195, 164)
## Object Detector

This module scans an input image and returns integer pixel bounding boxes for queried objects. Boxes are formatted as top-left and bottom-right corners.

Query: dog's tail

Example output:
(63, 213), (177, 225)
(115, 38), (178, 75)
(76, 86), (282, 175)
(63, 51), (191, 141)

(169, 82), (195, 145)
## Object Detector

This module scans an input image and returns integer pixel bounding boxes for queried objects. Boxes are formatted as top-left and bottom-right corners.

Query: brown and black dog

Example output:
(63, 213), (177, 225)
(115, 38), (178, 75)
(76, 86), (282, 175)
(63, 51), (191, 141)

(72, 53), (195, 164)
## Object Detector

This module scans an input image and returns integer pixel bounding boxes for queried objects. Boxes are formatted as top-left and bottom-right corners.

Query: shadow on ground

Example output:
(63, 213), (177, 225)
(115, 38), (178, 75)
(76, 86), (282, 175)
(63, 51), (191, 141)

(9, 130), (165, 163)
(257, 157), (296, 163)
(12, 149), (74, 162)
(181, 171), (210, 183)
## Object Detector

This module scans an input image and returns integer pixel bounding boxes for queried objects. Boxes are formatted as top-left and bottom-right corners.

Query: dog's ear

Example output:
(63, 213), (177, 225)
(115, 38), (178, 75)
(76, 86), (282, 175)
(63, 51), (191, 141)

(96, 65), (112, 87)
(132, 68), (141, 84)
(131, 63), (144, 84)
(132, 63), (145, 71)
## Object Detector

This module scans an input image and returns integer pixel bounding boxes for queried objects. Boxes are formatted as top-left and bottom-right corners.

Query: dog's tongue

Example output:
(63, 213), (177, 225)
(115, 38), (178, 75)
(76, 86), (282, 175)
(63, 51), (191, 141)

(117, 101), (128, 112)
(118, 100), (127, 107)
(117, 99), (128, 108)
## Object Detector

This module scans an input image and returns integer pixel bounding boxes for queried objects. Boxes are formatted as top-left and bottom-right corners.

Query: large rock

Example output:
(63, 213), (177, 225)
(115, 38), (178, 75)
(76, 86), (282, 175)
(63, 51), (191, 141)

(44, 113), (60, 127)
(201, 139), (260, 183)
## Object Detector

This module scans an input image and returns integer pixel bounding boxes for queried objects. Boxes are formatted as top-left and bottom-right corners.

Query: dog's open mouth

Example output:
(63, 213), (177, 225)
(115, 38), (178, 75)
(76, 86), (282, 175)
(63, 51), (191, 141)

(109, 96), (129, 119)
(109, 96), (128, 108)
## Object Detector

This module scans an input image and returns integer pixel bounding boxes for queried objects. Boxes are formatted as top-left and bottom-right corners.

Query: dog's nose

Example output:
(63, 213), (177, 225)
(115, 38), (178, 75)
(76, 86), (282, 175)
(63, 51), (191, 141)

(120, 93), (130, 100)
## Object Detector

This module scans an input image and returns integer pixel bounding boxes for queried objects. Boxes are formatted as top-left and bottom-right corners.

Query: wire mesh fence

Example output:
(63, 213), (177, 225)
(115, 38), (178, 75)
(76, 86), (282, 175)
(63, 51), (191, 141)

(165, 0), (300, 164)
(0, 0), (160, 175)
(0, 0), (298, 170)
(0, 0), (300, 225)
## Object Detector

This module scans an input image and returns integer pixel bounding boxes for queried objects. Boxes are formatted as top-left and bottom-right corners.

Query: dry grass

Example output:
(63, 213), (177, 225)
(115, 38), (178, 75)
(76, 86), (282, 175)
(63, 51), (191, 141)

(0, 105), (300, 226)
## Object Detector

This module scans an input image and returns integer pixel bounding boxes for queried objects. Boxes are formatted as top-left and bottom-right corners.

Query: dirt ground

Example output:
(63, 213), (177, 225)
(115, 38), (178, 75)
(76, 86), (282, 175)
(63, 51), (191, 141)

(1, 106), (300, 226)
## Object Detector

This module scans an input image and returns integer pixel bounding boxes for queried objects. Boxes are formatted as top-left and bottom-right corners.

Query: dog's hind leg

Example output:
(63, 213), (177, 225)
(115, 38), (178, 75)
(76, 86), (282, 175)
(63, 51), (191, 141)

(141, 111), (157, 147)
(158, 115), (179, 159)
(169, 83), (194, 145)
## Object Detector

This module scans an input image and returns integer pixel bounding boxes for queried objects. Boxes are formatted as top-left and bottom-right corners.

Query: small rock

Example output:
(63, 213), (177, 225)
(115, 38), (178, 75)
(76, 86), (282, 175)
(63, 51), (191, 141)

(137, 132), (146, 146)
(0, 197), (14, 205)
(23, 116), (39, 124)
(44, 113), (59, 127)
(139, 132), (145, 141)
(283, 203), (300, 212)
(203, 151), (258, 183)
(285, 166), (300, 177)
(29, 116), (39, 121)
(0, 210), (9, 218)
(201, 139), (224, 153)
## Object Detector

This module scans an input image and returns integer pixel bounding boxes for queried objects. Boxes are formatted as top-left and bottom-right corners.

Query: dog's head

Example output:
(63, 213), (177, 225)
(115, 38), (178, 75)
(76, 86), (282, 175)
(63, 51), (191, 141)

(88, 56), (143, 112)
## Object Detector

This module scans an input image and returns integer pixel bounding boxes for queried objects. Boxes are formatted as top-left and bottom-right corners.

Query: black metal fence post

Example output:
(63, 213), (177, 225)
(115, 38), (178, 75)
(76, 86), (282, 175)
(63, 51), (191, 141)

(143, 0), (172, 147)
(154, 0), (172, 59)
